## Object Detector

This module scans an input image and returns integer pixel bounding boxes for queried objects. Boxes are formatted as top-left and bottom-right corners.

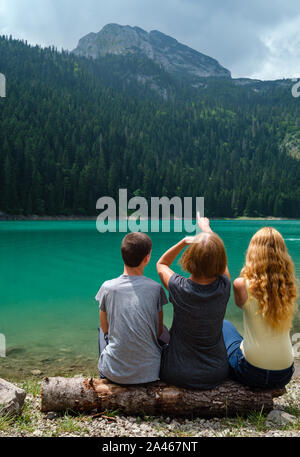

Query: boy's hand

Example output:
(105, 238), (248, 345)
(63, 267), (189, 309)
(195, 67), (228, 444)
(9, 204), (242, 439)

(197, 212), (213, 233)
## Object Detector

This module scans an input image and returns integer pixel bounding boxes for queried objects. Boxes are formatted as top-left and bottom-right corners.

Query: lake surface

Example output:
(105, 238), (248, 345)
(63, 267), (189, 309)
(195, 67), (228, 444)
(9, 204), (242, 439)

(0, 220), (299, 380)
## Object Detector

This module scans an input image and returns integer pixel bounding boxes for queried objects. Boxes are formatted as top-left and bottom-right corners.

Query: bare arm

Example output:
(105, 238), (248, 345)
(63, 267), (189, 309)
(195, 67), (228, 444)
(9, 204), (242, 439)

(157, 214), (231, 289)
(156, 238), (188, 290)
(223, 266), (231, 281)
(100, 310), (109, 334)
(196, 213), (213, 234)
(158, 310), (164, 338)
(233, 277), (248, 308)
(197, 214), (231, 281)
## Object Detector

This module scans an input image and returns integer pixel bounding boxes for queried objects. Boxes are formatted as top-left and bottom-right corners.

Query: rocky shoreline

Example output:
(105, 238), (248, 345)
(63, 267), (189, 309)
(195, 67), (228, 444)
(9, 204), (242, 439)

(0, 214), (97, 221)
(1, 361), (299, 438)
(0, 378), (299, 438)
(0, 213), (292, 221)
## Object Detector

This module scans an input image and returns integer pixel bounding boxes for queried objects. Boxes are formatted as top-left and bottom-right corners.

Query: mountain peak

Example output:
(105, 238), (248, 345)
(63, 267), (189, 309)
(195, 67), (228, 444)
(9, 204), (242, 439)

(73, 24), (231, 80)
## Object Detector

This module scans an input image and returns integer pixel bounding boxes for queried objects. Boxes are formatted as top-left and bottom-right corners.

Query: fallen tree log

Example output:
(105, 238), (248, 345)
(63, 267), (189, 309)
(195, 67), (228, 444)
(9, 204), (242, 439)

(41, 377), (285, 417)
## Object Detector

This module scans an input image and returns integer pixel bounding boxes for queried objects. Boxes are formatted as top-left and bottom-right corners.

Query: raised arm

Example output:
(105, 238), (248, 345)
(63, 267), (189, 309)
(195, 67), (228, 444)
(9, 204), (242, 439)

(156, 238), (188, 290)
(197, 213), (231, 281)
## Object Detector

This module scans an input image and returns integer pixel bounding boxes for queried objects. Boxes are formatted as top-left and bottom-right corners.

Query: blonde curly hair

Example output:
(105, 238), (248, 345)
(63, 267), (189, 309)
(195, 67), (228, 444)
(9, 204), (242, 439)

(241, 227), (298, 332)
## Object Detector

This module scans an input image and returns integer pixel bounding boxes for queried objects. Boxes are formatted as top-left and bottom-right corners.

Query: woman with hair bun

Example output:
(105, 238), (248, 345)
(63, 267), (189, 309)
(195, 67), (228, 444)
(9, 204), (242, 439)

(223, 227), (298, 389)
(157, 215), (231, 390)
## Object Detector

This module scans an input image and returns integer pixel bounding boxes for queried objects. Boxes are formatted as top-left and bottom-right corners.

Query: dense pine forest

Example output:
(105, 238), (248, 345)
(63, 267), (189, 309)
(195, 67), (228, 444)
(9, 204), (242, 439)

(0, 35), (299, 217)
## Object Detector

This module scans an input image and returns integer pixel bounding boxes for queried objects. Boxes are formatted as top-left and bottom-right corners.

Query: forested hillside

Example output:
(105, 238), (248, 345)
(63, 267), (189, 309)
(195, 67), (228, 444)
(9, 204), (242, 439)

(0, 36), (299, 217)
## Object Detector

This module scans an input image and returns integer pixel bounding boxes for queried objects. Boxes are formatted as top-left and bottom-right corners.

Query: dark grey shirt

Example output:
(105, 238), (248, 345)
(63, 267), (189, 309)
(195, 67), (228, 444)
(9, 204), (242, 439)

(96, 275), (168, 384)
(160, 273), (230, 389)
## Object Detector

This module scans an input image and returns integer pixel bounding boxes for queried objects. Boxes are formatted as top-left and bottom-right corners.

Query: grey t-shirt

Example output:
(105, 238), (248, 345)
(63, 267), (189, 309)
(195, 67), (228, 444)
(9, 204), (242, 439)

(160, 273), (231, 390)
(95, 275), (168, 384)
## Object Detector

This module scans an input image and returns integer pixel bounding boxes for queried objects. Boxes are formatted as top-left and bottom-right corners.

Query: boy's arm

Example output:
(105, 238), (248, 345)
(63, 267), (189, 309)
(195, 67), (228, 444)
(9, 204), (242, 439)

(100, 310), (109, 334)
(96, 284), (109, 333)
(158, 310), (163, 338)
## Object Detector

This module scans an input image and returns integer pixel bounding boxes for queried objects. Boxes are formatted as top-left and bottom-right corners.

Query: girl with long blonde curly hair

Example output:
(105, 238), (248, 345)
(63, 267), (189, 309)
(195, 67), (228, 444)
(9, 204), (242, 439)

(223, 227), (298, 389)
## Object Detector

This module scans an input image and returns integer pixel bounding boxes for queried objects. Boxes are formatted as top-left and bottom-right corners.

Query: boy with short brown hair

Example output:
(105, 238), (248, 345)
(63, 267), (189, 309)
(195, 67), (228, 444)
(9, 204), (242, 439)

(96, 232), (168, 384)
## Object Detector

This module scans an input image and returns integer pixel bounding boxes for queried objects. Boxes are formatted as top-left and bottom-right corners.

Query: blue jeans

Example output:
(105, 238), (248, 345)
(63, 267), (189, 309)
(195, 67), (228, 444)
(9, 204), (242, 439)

(222, 320), (294, 389)
(98, 327), (109, 379)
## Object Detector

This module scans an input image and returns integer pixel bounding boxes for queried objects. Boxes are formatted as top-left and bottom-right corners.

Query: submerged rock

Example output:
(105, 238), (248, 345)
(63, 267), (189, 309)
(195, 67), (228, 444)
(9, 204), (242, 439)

(0, 378), (26, 416)
(6, 347), (26, 356)
(31, 370), (42, 376)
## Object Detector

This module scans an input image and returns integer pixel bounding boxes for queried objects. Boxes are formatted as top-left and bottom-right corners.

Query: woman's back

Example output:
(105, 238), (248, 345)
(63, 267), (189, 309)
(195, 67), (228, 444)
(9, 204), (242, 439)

(241, 280), (294, 370)
(160, 273), (230, 389)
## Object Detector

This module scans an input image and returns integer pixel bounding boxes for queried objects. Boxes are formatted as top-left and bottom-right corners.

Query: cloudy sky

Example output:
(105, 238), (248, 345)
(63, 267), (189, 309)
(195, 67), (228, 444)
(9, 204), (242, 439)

(0, 0), (300, 80)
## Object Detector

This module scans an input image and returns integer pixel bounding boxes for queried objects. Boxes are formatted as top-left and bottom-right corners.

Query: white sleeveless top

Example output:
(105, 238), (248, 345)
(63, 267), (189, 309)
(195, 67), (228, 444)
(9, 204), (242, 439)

(240, 280), (294, 370)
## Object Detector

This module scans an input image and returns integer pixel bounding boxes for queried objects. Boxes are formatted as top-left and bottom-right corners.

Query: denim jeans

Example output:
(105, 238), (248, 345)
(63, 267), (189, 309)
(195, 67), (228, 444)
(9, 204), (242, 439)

(98, 327), (109, 379)
(222, 320), (294, 389)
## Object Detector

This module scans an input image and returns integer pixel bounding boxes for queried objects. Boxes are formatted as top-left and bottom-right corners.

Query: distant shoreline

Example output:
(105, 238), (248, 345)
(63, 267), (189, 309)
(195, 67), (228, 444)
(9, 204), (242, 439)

(0, 215), (297, 222)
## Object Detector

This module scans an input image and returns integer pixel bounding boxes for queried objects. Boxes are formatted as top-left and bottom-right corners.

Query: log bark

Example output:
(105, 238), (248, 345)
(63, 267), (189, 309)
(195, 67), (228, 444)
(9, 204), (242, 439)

(41, 377), (285, 417)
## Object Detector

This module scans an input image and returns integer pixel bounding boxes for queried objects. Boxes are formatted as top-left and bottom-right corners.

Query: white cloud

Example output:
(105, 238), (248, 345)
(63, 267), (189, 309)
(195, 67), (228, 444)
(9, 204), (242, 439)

(0, 0), (300, 80)
(250, 15), (300, 80)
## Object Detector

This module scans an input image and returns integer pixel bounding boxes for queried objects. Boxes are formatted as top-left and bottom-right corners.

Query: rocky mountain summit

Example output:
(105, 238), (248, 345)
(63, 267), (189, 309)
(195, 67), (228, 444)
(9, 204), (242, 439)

(73, 23), (231, 81)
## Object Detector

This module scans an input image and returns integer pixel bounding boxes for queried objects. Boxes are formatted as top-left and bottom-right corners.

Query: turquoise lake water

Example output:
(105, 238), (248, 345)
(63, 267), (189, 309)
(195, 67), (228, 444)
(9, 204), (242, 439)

(0, 220), (299, 379)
